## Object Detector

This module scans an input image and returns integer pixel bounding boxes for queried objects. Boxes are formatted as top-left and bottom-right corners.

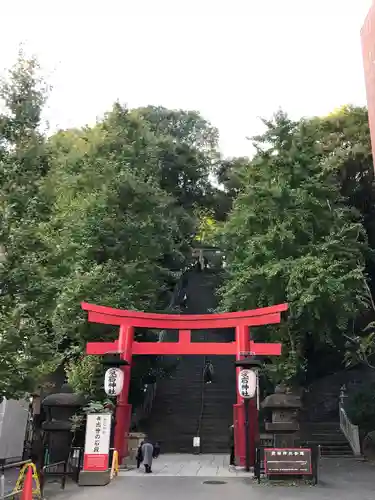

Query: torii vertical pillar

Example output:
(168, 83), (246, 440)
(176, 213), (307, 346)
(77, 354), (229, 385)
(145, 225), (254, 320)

(114, 325), (133, 458)
(233, 325), (259, 467)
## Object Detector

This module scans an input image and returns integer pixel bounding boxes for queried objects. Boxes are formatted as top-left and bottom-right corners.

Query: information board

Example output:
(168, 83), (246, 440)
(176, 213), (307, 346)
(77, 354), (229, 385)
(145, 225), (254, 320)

(83, 413), (111, 471)
(264, 448), (312, 475)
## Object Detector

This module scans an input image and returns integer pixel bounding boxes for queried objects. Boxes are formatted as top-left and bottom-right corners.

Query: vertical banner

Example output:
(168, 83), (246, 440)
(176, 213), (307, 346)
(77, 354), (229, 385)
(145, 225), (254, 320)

(83, 413), (111, 471)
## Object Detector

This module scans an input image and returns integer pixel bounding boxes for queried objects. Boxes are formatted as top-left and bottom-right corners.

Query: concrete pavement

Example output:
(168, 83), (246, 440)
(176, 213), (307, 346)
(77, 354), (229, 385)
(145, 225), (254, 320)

(3, 468), (20, 495)
(120, 453), (249, 477)
(45, 455), (375, 500)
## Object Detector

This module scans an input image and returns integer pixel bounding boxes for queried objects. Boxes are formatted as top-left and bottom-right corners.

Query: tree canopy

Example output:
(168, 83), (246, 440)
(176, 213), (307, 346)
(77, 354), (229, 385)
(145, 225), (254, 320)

(1, 52), (375, 400)
(219, 109), (373, 384)
(0, 52), (53, 397)
(0, 54), (223, 400)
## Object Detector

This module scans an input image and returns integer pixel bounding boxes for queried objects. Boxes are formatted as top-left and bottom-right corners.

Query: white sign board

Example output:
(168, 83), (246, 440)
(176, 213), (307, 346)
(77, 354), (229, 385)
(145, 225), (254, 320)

(238, 369), (257, 399)
(104, 367), (124, 397)
(83, 413), (111, 471)
(0, 398), (29, 461)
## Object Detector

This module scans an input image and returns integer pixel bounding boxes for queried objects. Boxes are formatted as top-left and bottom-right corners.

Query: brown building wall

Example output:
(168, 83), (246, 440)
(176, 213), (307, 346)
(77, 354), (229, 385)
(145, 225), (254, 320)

(361, 1), (375, 162)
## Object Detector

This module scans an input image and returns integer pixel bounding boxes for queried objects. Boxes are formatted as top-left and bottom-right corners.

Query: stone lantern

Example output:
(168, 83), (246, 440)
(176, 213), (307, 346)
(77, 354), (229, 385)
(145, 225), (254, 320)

(261, 384), (302, 448)
(42, 384), (88, 465)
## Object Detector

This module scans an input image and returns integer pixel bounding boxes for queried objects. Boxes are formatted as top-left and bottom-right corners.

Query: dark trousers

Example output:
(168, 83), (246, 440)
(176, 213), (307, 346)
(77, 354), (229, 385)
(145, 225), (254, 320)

(230, 446), (235, 466)
(144, 464), (152, 473)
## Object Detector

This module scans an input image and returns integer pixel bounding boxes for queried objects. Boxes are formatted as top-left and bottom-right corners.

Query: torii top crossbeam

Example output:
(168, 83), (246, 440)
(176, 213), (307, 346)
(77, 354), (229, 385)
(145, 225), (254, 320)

(83, 302), (288, 357)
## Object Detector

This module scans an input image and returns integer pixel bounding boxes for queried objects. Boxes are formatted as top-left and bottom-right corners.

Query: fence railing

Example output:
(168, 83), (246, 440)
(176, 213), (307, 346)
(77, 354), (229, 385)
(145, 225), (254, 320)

(39, 446), (85, 496)
(339, 405), (361, 457)
(40, 460), (67, 495)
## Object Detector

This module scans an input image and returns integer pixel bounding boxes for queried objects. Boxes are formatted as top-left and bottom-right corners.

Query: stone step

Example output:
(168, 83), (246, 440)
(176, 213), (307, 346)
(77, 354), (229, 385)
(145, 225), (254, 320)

(302, 422), (341, 428)
(302, 436), (348, 443)
(301, 439), (353, 457)
(303, 430), (346, 436)
(142, 271), (238, 453)
(307, 442), (352, 450)
(320, 449), (353, 457)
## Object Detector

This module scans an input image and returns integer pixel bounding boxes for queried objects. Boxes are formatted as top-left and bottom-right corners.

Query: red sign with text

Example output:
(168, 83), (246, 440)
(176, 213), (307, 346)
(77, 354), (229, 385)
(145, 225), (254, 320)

(83, 453), (108, 471)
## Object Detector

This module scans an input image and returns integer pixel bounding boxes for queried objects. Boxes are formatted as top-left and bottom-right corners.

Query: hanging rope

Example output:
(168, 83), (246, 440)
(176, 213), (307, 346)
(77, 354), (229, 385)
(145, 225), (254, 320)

(196, 358), (215, 438)
(196, 355), (208, 439)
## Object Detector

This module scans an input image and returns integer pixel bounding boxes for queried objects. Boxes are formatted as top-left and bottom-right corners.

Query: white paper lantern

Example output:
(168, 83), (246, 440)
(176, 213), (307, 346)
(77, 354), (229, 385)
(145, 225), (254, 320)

(104, 367), (124, 397)
(238, 369), (257, 399)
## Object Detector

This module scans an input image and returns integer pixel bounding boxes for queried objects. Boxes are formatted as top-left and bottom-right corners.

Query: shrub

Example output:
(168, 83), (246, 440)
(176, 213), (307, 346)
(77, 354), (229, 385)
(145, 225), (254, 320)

(346, 383), (375, 433)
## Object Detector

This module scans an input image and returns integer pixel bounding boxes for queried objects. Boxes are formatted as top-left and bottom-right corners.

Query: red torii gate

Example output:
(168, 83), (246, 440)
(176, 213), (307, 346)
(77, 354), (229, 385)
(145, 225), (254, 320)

(82, 301), (288, 466)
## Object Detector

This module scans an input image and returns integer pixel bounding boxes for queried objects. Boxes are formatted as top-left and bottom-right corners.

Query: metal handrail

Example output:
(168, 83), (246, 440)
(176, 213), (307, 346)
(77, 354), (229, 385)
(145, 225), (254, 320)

(40, 460), (68, 495)
(339, 405), (361, 456)
(42, 461), (65, 470)
(132, 272), (186, 427)
(2, 493), (19, 499)
(1, 461), (31, 471)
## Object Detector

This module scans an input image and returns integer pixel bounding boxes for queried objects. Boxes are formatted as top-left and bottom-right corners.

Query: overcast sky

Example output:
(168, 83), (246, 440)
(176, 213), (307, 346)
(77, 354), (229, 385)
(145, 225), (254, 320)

(0, 0), (372, 157)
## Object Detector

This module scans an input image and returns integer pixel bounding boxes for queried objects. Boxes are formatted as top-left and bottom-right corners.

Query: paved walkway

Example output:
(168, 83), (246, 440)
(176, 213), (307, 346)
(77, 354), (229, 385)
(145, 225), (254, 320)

(48, 455), (375, 500)
(3, 468), (20, 495)
(120, 453), (249, 477)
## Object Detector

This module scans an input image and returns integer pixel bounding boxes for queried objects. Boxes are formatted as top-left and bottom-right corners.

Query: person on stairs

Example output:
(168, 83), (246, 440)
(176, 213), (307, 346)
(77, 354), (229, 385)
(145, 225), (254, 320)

(141, 437), (154, 473)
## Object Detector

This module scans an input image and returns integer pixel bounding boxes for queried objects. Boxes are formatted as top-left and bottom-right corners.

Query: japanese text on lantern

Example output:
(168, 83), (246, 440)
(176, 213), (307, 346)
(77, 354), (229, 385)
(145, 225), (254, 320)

(241, 371), (249, 397)
(107, 369), (117, 396)
(238, 369), (256, 399)
(104, 367), (124, 397)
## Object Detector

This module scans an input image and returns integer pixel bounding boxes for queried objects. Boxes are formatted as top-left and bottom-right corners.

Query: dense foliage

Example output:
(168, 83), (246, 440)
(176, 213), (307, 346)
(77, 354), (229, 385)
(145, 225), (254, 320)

(0, 54), (53, 397)
(219, 109), (374, 384)
(346, 383), (375, 432)
(1, 53), (375, 401)
(0, 54), (223, 400)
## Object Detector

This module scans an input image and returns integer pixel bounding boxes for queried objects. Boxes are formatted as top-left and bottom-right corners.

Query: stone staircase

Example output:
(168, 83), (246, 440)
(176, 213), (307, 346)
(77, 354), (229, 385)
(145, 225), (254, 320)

(142, 354), (207, 453)
(301, 421), (354, 457)
(141, 266), (357, 456)
(300, 372), (364, 458)
(197, 354), (236, 453)
(142, 268), (236, 453)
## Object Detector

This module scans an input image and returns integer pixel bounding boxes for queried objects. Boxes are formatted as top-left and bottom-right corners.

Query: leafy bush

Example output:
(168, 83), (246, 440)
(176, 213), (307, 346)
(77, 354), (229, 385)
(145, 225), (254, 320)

(346, 383), (375, 432)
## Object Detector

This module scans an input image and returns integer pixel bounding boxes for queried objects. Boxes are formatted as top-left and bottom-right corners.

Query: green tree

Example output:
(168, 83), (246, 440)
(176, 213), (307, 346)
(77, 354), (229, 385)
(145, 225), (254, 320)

(0, 51), (54, 399)
(219, 110), (371, 384)
(309, 106), (375, 246)
(308, 106), (375, 368)
(36, 103), (219, 403)
(214, 157), (250, 219)
(100, 105), (219, 212)
(0, 57), (231, 401)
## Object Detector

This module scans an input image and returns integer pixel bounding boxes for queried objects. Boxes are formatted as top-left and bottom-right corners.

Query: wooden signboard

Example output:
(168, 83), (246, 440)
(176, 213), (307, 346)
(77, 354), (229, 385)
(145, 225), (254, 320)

(83, 414), (111, 472)
(264, 448), (312, 475)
